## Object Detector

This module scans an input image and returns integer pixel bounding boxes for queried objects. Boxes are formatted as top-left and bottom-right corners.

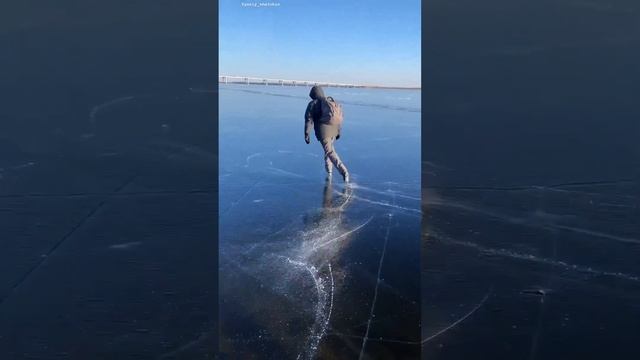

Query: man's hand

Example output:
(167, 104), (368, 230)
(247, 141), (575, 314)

(305, 134), (310, 144)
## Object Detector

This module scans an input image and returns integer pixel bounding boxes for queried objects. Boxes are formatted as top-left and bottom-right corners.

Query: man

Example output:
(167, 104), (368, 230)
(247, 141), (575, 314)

(304, 85), (350, 183)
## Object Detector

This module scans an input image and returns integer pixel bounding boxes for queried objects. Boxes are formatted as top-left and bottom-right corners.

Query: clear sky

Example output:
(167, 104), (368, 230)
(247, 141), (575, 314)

(219, 0), (421, 88)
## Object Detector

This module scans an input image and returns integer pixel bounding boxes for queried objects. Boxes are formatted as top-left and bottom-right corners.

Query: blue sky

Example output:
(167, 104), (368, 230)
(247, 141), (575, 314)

(219, 0), (421, 87)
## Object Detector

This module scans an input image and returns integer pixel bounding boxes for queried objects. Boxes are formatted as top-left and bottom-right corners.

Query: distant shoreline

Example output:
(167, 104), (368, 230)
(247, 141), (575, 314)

(219, 76), (420, 90)
(219, 81), (420, 91)
(358, 85), (421, 90)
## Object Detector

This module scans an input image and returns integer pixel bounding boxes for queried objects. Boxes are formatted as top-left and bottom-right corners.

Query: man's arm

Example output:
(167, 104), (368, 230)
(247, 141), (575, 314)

(304, 101), (315, 143)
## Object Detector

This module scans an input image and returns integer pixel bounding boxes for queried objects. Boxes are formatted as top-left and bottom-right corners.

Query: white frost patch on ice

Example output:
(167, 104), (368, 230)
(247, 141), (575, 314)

(89, 96), (135, 125)
(267, 167), (306, 178)
(109, 241), (142, 250)
(13, 162), (36, 170)
(244, 152), (263, 167)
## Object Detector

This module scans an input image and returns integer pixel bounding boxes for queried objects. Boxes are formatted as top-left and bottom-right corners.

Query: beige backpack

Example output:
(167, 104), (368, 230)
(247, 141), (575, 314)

(319, 96), (344, 126)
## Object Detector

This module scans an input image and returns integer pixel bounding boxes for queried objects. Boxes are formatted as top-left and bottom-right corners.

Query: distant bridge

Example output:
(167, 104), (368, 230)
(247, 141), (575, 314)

(219, 75), (365, 88)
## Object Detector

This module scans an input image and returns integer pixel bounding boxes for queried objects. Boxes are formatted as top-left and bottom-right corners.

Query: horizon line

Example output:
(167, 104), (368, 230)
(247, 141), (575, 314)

(219, 75), (421, 90)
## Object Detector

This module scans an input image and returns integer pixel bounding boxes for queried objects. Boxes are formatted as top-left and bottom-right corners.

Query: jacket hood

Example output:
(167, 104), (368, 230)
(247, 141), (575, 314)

(309, 85), (325, 100)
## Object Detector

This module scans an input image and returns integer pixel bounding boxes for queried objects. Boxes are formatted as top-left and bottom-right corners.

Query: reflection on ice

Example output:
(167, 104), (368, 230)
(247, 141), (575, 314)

(222, 183), (369, 359)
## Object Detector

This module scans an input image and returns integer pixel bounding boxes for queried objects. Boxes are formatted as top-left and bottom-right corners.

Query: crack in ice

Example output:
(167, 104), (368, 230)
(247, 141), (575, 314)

(422, 290), (491, 344)
(359, 214), (393, 359)
(310, 216), (373, 252)
(428, 199), (640, 245)
(433, 236), (640, 283)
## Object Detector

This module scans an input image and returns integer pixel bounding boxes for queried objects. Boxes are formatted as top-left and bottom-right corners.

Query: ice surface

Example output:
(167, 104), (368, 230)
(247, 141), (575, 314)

(422, 0), (640, 358)
(219, 85), (421, 358)
(0, 90), (218, 358)
(1, 2), (219, 358)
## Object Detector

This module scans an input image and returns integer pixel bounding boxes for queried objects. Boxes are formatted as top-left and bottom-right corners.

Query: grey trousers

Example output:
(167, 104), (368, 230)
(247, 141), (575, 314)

(320, 137), (348, 176)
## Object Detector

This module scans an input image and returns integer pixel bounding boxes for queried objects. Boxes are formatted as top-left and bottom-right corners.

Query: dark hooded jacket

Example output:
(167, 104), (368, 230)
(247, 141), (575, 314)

(304, 85), (340, 141)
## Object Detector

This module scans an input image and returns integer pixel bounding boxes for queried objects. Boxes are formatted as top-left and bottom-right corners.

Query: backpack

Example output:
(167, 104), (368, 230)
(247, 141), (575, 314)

(319, 96), (343, 126)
